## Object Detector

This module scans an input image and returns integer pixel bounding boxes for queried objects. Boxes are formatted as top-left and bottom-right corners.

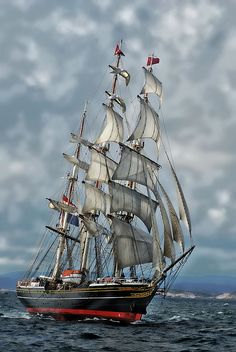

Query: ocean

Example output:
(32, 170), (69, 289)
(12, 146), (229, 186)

(0, 291), (235, 352)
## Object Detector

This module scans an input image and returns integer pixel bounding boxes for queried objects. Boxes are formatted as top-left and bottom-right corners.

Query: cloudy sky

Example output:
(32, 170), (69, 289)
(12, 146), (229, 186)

(0, 0), (236, 278)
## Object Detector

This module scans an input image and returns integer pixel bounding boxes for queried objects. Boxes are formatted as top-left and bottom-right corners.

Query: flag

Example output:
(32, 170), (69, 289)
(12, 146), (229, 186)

(147, 56), (160, 66)
(114, 44), (125, 56)
(67, 213), (79, 227)
(62, 195), (79, 226)
(62, 194), (75, 206)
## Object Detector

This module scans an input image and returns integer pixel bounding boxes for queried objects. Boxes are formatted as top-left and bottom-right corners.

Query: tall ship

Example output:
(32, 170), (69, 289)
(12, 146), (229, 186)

(17, 43), (195, 323)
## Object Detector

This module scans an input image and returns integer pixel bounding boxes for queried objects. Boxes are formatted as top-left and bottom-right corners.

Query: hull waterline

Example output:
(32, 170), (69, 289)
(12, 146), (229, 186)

(26, 307), (142, 322)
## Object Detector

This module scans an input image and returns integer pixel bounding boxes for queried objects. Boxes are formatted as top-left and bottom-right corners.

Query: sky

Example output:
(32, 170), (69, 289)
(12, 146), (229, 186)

(0, 0), (236, 278)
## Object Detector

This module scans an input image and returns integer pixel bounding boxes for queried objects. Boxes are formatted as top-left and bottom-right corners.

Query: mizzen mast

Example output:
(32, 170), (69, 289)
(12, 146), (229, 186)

(51, 104), (87, 280)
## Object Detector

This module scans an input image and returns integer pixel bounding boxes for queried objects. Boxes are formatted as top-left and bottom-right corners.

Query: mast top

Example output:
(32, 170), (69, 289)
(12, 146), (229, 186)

(114, 40), (125, 57)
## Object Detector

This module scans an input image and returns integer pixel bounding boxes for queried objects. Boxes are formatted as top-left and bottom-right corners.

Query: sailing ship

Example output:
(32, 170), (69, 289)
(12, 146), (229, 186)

(17, 43), (195, 323)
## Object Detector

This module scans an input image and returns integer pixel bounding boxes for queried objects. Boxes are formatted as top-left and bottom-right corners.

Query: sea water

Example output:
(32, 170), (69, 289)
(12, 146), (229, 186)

(0, 291), (235, 352)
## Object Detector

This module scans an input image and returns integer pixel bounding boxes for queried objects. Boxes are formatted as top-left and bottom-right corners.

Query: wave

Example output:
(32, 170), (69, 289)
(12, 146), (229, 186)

(0, 309), (31, 320)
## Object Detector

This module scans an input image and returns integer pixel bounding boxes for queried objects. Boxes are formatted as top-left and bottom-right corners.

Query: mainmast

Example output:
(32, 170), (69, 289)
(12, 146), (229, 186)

(79, 41), (127, 279)
(98, 41), (126, 278)
(107, 40), (128, 278)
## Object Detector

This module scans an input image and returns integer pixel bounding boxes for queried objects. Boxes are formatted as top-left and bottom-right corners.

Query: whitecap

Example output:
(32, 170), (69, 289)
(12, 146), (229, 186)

(0, 309), (31, 319)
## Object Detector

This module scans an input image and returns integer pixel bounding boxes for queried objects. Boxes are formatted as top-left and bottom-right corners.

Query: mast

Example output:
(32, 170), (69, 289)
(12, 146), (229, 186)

(96, 40), (125, 278)
(110, 40), (130, 278)
(129, 55), (159, 278)
(143, 55), (163, 278)
(112, 40), (123, 95)
(52, 103), (87, 280)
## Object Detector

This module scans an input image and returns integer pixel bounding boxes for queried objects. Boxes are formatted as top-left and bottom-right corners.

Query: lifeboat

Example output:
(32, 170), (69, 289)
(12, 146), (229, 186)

(61, 270), (82, 284)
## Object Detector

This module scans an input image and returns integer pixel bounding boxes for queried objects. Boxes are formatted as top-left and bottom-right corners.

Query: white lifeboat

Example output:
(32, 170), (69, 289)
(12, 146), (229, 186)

(61, 270), (82, 284)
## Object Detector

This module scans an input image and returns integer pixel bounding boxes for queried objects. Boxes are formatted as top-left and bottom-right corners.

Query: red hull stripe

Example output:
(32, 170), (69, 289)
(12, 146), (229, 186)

(27, 307), (142, 321)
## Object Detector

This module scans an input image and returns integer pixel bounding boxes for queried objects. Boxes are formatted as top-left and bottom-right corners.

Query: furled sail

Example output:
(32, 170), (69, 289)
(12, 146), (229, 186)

(112, 217), (152, 269)
(63, 153), (89, 171)
(156, 181), (185, 251)
(95, 104), (124, 144)
(140, 67), (162, 98)
(128, 96), (160, 142)
(154, 189), (175, 262)
(47, 198), (77, 214)
(109, 181), (158, 231)
(105, 91), (126, 113)
(109, 65), (130, 86)
(82, 183), (111, 215)
(86, 149), (117, 183)
(169, 162), (192, 234)
(69, 134), (93, 147)
(112, 144), (161, 193)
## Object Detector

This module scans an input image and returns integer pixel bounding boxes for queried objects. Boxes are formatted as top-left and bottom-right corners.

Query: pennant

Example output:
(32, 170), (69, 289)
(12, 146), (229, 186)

(147, 56), (160, 66)
(114, 44), (125, 56)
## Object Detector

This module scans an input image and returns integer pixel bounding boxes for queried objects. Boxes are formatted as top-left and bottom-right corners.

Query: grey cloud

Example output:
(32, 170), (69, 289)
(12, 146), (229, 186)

(0, 0), (236, 276)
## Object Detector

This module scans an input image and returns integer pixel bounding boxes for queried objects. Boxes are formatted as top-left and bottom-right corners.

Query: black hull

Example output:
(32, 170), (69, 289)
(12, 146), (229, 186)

(17, 283), (157, 322)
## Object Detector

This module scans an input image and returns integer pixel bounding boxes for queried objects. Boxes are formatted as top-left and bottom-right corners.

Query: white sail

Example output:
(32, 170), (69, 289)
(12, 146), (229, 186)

(86, 149), (117, 183)
(95, 105), (124, 144)
(140, 67), (162, 97)
(82, 183), (111, 215)
(143, 173), (165, 273)
(154, 189), (175, 262)
(128, 97), (160, 142)
(112, 217), (153, 269)
(152, 222), (165, 273)
(82, 216), (105, 236)
(112, 144), (160, 193)
(157, 181), (185, 251)
(109, 181), (158, 231)
(80, 228), (87, 258)
(80, 226), (90, 271)
(63, 153), (89, 171)
(170, 162), (192, 234)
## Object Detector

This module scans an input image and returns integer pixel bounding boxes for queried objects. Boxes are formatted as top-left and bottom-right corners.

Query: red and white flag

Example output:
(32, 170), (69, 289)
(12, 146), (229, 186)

(114, 44), (125, 56)
(62, 194), (75, 206)
(147, 56), (160, 66)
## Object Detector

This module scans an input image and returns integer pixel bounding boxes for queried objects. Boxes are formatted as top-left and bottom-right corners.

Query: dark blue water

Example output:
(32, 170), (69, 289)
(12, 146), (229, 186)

(0, 291), (235, 351)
